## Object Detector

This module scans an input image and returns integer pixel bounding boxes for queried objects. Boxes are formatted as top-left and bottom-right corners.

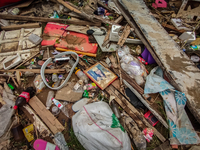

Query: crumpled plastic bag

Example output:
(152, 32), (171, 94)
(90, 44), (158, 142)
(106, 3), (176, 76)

(72, 101), (131, 150)
(0, 104), (14, 137)
(144, 66), (174, 94)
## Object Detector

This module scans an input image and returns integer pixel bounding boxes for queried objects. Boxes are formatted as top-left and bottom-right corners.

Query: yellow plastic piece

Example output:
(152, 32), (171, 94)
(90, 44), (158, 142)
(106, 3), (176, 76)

(23, 124), (34, 142)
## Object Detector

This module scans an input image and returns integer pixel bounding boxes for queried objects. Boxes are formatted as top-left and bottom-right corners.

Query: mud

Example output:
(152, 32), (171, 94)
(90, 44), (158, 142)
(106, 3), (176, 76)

(65, 34), (86, 46)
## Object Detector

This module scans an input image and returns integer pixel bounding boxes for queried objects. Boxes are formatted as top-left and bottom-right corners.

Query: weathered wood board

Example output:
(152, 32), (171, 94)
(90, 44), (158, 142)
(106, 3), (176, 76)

(119, 0), (200, 123)
(0, 27), (41, 53)
(29, 96), (65, 134)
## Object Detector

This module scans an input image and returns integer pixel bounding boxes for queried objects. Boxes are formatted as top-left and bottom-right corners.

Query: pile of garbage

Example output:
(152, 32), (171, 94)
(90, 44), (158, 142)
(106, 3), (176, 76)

(0, 0), (200, 150)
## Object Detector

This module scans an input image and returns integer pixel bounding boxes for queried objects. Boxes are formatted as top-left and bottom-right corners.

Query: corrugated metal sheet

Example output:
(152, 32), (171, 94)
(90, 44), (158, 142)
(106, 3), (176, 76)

(120, 0), (200, 122)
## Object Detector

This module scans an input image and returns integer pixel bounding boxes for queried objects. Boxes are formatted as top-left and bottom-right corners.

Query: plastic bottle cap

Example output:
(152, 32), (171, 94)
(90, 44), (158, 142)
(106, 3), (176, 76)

(75, 69), (81, 75)
(51, 98), (54, 101)
(13, 105), (18, 110)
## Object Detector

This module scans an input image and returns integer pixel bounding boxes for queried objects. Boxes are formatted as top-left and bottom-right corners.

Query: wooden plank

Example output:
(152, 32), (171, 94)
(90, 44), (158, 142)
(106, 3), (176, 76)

(0, 14), (101, 26)
(1, 69), (65, 74)
(108, 85), (166, 142)
(105, 87), (146, 129)
(115, 0), (200, 123)
(22, 104), (53, 138)
(14, 52), (40, 69)
(28, 96), (65, 134)
(117, 24), (131, 46)
(161, 23), (185, 33)
(114, 16), (124, 24)
(1, 23), (40, 31)
(123, 79), (168, 128)
(112, 68), (144, 94)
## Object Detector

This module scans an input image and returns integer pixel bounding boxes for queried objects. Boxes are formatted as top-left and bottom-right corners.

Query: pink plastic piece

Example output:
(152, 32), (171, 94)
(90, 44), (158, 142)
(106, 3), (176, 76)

(33, 139), (60, 150)
(152, 0), (167, 9)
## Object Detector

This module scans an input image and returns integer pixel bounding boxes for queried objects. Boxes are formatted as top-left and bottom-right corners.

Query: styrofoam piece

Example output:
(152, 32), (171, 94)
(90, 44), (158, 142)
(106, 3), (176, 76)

(171, 18), (192, 31)
(28, 34), (43, 45)
(3, 54), (22, 70)
(179, 32), (196, 43)
(109, 25), (143, 44)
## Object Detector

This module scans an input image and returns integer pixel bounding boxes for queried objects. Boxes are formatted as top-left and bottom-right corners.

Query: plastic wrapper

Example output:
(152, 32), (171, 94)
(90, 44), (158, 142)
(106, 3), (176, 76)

(54, 132), (69, 150)
(0, 104), (15, 137)
(118, 45), (130, 58)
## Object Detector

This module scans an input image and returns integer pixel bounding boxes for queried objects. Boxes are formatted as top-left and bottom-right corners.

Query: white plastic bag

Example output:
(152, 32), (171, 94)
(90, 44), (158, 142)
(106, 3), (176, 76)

(0, 104), (15, 137)
(144, 66), (174, 94)
(72, 101), (131, 150)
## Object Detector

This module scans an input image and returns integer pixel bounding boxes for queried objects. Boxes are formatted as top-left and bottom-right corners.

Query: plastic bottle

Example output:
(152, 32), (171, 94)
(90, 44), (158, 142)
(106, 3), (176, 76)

(83, 83), (97, 91)
(82, 90), (94, 98)
(52, 73), (58, 82)
(13, 87), (35, 110)
(46, 91), (54, 109)
(54, 132), (69, 150)
(111, 101), (121, 118)
(7, 83), (14, 90)
(191, 45), (200, 50)
(75, 69), (89, 84)
(52, 98), (69, 117)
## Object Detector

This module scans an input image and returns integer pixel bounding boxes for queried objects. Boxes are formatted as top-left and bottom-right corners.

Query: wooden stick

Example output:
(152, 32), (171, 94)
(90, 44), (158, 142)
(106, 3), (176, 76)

(114, 16), (123, 24)
(97, 0), (114, 13)
(0, 14), (101, 26)
(57, 0), (99, 23)
(11, 77), (19, 88)
(1, 69), (66, 74)
(1, 23), (40, 31)
(161, 23), (185, 33)
(116, 50), (123, 86)
(56, 48), (97, 57)
(117, 24), (131, 46)
(16, 71), (21, 86)
(14, 52), (40, 69)
(107, 85), (166, 142)
(123, 79), (168, 128)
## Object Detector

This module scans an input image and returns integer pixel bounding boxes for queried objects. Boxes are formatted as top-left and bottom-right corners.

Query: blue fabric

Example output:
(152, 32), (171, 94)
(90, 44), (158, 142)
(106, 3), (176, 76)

(144, 67), (200, 145)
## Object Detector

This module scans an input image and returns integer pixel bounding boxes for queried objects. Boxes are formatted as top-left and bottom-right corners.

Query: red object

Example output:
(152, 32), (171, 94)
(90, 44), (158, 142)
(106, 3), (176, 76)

(137, 56), (148, 65)
(13, 92), (30, 110)
(13, 87), (35, 110)
(144, 111), (159, 126)
(152, 0), (167, 9)
(0, 0), (23, 8)
(143, 128), (154, 142)
(34, 139), (60, 150)
(41, 22), (98, 54)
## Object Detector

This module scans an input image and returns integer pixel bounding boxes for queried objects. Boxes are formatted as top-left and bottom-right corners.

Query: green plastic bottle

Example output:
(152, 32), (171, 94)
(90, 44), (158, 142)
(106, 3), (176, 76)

(190, 45), (200, 50)
(83, 90), (89, 98)
(82, 90), (94, 98)
(8, 83), (14, 90)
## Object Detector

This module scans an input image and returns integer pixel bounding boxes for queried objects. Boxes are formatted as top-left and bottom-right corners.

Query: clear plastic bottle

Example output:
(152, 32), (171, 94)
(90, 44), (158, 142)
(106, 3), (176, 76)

(75, 69), (89, 84)
(52, 98), (69, 117)
(52, 73), (58, 82)
(111, 101), (121, 118)
(54, 132), (69, 150)
(46, 91), (54, 109)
